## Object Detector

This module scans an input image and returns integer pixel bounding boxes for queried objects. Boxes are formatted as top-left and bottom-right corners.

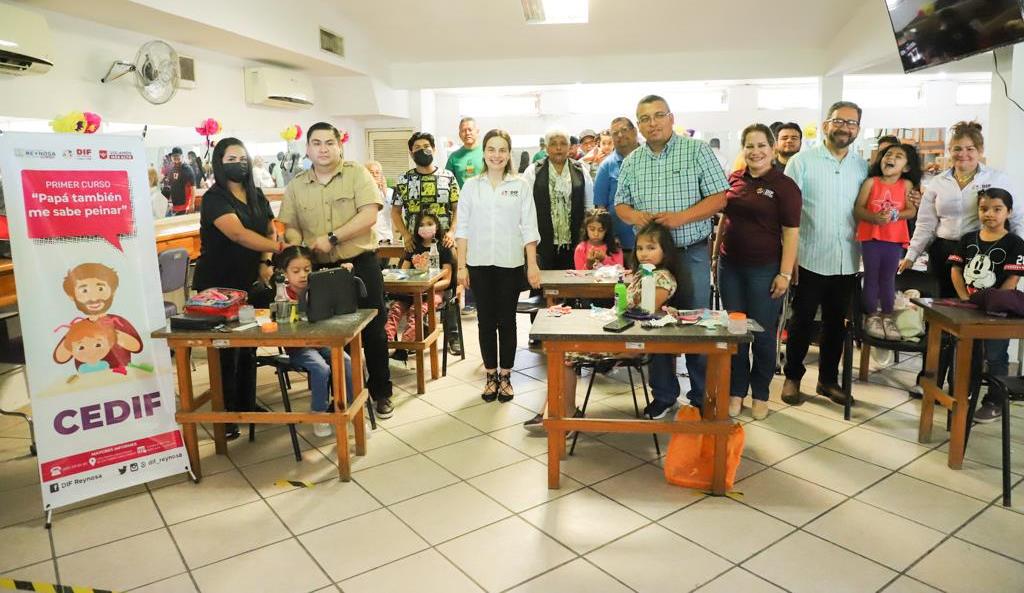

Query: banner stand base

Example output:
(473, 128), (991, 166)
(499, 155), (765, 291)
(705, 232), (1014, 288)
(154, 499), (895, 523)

(44, 509), (52, 530)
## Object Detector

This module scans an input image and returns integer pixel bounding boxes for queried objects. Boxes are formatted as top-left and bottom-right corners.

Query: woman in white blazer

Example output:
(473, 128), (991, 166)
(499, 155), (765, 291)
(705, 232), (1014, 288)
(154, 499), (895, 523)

(455, 129), (541, 403)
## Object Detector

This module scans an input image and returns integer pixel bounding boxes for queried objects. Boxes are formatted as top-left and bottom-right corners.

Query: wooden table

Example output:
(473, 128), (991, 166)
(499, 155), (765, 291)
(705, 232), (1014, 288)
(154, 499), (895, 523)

(152, 310), (375, 481)
(377, 244), (405, 262)
(914, 298), (1024, 469)
(0, 259), (15, 308)
(531, 311), (750, 495)
(539, 270), (616, 306)
(383, 269), (445, 394)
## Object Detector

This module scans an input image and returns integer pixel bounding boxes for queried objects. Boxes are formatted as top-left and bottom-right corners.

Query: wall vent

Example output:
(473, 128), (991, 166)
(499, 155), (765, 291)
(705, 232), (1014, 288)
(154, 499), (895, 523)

(319, 28), (344, 58)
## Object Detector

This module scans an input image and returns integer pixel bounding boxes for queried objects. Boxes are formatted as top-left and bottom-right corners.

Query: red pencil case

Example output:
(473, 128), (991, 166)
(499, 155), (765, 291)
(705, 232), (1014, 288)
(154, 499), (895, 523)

(184, 288), (248, 320)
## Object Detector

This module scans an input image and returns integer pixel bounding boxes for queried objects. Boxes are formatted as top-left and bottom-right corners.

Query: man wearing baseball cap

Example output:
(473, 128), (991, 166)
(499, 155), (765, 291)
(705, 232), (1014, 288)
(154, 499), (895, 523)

(163, 147), (196, 215)
(577, 129), (597, 160)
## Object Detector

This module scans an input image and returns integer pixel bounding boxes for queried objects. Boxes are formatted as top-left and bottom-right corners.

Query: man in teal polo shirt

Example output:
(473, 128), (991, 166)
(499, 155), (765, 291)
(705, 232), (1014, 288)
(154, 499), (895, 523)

(616, 94), (730, 418)
(781, 101), (868, 407)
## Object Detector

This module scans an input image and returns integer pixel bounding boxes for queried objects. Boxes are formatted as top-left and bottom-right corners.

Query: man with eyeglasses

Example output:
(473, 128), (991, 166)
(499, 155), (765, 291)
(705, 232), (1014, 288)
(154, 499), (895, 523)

(594, 117), (640, 261)
(615, 94), (730, 418)
(780, 101), (868, 408)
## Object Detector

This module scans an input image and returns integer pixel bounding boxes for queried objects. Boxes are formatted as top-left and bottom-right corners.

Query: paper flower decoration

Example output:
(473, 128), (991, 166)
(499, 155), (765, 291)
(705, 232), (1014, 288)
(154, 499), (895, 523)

(50, 111), (102, 134)
(803, 124), (817, 139)
(340, 130), (350, 144)
(280, 124), (302, 142)
(195, 118), (221, 137)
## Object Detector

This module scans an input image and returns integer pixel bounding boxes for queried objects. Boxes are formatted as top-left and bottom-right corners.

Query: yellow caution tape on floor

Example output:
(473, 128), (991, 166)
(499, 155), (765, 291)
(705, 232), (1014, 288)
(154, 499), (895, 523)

(274, 479), (313, 488)
(0, 577), (118, 593)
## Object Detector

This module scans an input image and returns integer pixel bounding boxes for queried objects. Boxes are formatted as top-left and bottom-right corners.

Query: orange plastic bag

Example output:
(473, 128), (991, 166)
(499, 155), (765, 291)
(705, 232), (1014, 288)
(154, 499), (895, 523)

(663, 406), (745, 491)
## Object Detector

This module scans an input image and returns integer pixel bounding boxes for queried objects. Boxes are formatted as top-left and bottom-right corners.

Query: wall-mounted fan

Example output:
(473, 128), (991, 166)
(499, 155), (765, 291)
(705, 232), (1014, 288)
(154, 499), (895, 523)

(101, 40), (180, 105)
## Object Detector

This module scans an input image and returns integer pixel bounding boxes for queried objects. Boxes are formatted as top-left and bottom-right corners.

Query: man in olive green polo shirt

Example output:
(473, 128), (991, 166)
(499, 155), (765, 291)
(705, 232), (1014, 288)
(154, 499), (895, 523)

(279, 122), (394, 419)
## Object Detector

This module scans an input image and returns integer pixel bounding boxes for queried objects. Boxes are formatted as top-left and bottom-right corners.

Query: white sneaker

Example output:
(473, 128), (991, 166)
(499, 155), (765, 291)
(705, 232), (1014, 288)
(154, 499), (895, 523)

(865, 314), (885, 339)
(881, 316), (902, 341)
(313, 423), (333, 438)
(728, 397), (743, 418)
(751, 400), (769, 420)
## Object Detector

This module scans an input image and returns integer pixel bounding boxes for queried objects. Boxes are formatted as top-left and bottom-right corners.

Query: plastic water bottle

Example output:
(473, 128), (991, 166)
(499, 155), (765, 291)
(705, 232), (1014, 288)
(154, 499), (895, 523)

(273, 281), (290, 321)
(614, 275), (628, 315)
(640, 263), (656, 314)
(429, 243), (440, 273)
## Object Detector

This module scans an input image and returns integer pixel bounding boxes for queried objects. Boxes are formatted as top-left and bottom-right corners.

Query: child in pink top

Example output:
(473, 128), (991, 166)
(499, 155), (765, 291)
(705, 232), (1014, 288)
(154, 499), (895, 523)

(573, 209), (624, 270)
(853, 143), (921, 341)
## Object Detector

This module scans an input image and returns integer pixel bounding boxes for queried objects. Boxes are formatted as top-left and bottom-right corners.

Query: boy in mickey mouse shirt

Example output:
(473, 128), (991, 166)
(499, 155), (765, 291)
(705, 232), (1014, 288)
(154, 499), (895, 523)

(948, 188), (1024, 422)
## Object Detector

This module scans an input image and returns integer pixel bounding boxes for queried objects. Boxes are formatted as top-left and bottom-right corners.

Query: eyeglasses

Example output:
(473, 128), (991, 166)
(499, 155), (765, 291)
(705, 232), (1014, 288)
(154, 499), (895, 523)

(826, 118), (860, 129)
(637, 112), (671, 125)
(610, 127), (633, 137)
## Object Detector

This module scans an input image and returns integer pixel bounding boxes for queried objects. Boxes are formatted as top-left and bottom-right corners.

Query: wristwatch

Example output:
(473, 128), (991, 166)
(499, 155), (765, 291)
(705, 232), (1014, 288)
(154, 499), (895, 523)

(327, 231), (339, 246)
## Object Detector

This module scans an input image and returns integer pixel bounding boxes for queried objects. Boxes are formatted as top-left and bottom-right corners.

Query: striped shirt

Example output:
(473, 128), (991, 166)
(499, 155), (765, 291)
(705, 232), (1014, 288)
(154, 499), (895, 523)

(784, 144), (868, 276)
(614, 134), (729, 247)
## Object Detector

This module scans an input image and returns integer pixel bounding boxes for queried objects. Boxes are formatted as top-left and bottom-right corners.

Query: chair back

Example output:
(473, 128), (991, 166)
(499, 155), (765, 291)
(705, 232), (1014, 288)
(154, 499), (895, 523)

(158, 248), (190, 295)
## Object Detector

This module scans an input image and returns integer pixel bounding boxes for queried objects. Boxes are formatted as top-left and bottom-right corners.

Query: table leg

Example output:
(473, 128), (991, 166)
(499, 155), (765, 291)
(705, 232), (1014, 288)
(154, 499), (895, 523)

(413, 291), (426, 394)
(948, 337), (974, 469)
(919, 325), (942, 444)
(175, 346), (202, 479)
(206, 347), (226, 455)
(331, 346), (352, 481)
(428, 291), (440, 381)
(349, 333), (367, 456)
(707, 351), (730, 496)
(546, 346), (565, 489)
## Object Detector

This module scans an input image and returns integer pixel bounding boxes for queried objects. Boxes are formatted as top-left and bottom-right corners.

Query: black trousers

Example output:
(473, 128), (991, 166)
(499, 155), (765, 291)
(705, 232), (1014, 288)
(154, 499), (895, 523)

(468, 265), (522, 370)
(538, 244), (574, 272)
(317, 251), (393, 401)
(927, 238), (959, 298)
(784, 267), (856, 386)
(219, 347), (257, 412)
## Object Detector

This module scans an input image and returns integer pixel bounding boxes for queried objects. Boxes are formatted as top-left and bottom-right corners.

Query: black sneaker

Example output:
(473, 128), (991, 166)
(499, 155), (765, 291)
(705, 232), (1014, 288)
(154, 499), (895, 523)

(974, 401), (1002, 424)
(523, 413), (544, 432)
(375, 398), (394, 419)
(643, 400), (674, 420)
(389, 349), (409, 363)
(447, 337), (463, 356)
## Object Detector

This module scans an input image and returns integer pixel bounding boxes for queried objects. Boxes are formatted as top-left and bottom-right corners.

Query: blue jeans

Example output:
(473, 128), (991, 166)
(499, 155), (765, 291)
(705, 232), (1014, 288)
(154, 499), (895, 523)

(718, 258), (783, 401)
(286, 347), (354, 412)
(650, 240), (711, 407)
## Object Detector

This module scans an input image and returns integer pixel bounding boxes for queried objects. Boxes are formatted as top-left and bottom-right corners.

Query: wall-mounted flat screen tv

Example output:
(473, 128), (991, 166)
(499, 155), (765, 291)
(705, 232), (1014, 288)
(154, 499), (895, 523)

(885, 0), (1024, 72)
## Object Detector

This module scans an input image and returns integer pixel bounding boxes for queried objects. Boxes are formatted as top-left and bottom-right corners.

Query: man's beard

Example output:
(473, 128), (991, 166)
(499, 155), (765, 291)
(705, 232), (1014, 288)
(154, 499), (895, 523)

(828, 131), (853, 149)
(777, 149), (799, 159)
(75, 298), (112, 316)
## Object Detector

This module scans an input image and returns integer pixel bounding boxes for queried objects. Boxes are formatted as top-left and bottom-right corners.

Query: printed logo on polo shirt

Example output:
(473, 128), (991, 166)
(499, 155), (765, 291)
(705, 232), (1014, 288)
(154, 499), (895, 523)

(501, 189), (520, 198)
(756, 187), (776, 198)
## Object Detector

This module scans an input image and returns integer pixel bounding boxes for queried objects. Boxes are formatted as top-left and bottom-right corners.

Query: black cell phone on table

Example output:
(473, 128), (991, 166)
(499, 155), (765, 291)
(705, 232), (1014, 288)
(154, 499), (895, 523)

(602, 317), (635, 333)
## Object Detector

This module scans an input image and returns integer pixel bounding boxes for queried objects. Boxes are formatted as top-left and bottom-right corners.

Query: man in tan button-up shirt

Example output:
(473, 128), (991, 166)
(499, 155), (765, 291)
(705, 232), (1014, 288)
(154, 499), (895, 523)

(280, 122), (394, 419)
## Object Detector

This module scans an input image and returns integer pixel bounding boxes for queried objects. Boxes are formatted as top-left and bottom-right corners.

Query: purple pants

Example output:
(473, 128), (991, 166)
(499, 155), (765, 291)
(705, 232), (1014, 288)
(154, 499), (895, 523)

(861, 239), (903, 313)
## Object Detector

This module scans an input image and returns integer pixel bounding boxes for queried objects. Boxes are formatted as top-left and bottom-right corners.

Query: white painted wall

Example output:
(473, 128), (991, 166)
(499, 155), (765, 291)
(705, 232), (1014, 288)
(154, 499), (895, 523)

(0, 7), (368, 160)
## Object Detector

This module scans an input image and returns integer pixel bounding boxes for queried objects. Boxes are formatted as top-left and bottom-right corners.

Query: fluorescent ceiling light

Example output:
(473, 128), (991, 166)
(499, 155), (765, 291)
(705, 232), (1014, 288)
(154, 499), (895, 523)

(522, 0), (588, 24)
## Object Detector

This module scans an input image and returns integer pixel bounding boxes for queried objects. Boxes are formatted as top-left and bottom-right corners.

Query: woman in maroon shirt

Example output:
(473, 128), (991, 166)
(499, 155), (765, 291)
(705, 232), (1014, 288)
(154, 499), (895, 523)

(713, 124), (801, 420)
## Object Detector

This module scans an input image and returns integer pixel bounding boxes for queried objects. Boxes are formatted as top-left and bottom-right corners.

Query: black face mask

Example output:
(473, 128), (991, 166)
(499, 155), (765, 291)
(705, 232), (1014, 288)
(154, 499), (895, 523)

(412, 149), (433, 167)
(223, 162), (249, 183)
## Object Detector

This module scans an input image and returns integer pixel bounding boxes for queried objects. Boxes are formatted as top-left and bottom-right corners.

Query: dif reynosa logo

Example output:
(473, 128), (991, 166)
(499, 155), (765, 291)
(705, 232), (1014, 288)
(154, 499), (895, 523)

(14, 148), (57, 159)
(61, 148), (93, 160)
(99, 149), (133, 160)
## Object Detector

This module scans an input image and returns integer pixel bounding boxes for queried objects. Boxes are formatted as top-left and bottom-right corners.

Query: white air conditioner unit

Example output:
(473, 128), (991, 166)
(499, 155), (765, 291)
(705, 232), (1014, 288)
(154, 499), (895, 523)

(0, 4), (54, 76)
(243, 67), (314, 109)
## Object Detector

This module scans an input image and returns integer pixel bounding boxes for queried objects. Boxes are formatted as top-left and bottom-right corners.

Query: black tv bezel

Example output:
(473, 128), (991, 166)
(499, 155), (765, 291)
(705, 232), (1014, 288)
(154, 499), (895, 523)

(883, 0), (1024, 73)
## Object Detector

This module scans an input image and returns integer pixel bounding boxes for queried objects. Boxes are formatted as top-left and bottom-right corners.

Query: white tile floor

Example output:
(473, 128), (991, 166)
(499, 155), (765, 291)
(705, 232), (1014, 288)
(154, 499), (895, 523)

(1, 319), (1023, 592)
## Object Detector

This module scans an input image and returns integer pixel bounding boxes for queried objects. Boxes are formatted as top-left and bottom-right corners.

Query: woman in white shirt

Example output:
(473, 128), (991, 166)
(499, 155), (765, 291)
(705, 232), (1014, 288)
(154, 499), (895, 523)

(456, 129), (541, 403)
(365, 160), (394, 244)
(901, 122), (1022, 297)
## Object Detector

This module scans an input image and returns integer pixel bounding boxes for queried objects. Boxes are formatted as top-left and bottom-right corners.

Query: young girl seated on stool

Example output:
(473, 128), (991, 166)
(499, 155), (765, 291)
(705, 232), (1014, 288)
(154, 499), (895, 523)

(574, 209), (624, 270)
(278, 245), (354, 438)
(524, 223), (678, 431)
(385, 212), (454, 360)
(948, 188), (1024, 423)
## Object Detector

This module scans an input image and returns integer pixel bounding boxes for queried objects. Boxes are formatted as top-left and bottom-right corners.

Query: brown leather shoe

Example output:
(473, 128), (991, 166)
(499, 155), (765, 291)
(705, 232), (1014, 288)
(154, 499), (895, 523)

(816, 382), (854, 406)
(781, 379), (802, 405)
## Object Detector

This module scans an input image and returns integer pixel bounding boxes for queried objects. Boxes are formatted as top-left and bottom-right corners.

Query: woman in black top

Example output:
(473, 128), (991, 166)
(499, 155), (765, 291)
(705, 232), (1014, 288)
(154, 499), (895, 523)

(193, 138), (284, 439)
